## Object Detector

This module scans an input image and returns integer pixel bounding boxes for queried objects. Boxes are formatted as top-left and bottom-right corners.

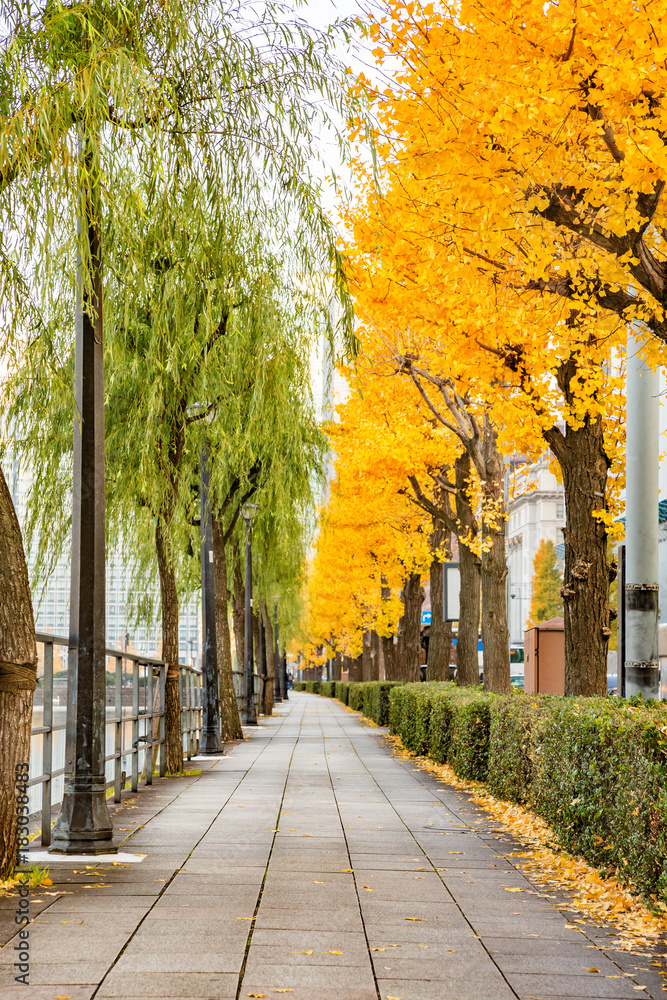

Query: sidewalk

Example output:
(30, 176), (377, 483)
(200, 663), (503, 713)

(1, 693), (665, 1000)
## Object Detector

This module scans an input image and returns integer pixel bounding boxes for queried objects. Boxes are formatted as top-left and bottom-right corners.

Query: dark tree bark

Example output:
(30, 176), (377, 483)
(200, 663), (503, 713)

(252, 609), (261, 714)
(362, 630), (380, 681)
(156, 522), (182, 773)
(455, 454), (482, 687)
(0, 466), (37, 879)
(397, 573), (424, 681)
(261, 602), (275, 716)
(333, 652), (343, 681)
(211, 513), (242, 741)
(427, 522), (452, 680)
(232, 567), (245, 677)
(480, 418), (510, 694)
(544, 361), (611, 696)
(347, 654), (363, 681)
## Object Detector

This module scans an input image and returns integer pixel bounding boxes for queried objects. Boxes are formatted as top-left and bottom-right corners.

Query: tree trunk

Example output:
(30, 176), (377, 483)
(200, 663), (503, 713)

(232, 567), (245, 676)
(156, 522), (183, 773)
(0, 466), (37, 879)
(362, 630), (379, 680)
(348, 654), (363, 681)
(455, 453), (481, 686)
(333, 652), (343, 681)
(427, 522), (453, 680)
(480, 419), (510, 693)
(261, 602), (275, 716)
(545, 373), (611, 696)
(211, 513), (242, 741)
(252, 609), (261, 714)
(397, 573), (424, 681)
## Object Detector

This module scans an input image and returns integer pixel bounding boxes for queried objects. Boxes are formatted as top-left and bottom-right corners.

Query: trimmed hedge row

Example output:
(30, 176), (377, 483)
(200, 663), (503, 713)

(389, 683), (667, 903)
(294, 679), (400, 725)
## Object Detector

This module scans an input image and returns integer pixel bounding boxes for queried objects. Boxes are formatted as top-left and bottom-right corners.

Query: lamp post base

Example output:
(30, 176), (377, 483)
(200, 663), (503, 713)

(50, 778), (116, 855)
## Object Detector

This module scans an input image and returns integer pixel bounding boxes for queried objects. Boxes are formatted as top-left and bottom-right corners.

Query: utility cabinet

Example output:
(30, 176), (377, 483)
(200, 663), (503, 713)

(524, 617), (565, 695)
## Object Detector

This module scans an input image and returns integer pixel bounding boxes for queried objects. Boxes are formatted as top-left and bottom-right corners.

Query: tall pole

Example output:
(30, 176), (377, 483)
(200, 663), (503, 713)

(273, 602), (282, 703)
(283, 651), (289, 699)
(243, 516), (258, 725)
(52, 142), (115, 854)
(625, 331), (660, 698)
(199, 442), (222, 754)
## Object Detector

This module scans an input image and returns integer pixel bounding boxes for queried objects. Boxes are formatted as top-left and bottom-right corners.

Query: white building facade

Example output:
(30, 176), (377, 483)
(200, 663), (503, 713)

(506, 455), (566, 646)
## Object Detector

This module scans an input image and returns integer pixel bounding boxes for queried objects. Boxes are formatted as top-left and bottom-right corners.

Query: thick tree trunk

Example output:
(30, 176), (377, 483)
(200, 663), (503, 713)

(156, 522), (182, 773)
(211, 514), (242, 742)
(362, 630), (380, 680)
(480, 420), (510, 693)
(0, 467), (37, 879)
(347, 654), (363, 681)
(333, 652), (343, 681)
(232, 568), (245, 675)
(397, 573), (424, 681)
(455, 454), (482, 686)
(545, 379), (611, 696)
(252, 610), (261, 714)
(428, 523), (453, 680)
(261, 602), (275, 717)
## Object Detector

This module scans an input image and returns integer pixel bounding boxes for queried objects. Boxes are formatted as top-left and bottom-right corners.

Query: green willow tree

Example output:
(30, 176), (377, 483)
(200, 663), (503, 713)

(0, 0), (360, 860)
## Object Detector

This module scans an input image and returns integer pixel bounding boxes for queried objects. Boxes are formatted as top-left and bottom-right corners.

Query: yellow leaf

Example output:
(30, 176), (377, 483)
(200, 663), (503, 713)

(248, 995), (265, 998)
(41, 878), (53, 886)
(313, 881), (324, 884)
(329, 950), (342, 954)
(301, 950), (313, 955)
(587, 968), (600, 973)
(405, 917), (426, 921)
(504, 888), (524, 893)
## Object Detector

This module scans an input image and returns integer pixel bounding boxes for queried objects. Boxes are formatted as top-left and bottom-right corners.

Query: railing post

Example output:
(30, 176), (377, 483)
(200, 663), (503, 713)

(41, 640), (54, 847)
(145, 662), (153, 785)
(131, 659), (139, 792)
(114, 656), (122, 802)
(159, 663), (166, 778)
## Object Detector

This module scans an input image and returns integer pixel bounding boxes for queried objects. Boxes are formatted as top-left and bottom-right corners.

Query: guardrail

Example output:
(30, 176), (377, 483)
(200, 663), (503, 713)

(30, 633), (202, 847)
(232, 668), (262, 718)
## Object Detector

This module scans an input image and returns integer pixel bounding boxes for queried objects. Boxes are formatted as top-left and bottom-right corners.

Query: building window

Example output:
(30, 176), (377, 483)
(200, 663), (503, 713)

(556, 504), (564, 519)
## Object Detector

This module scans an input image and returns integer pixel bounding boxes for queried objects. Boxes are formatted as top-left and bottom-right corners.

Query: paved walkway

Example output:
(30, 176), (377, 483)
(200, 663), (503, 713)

(2, 693), (665, 1000)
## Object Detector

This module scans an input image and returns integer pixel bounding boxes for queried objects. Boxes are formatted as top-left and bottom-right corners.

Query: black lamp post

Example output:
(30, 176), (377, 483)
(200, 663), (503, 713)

(242, 504), (259, 725)
(199, 441), (222, 754)
(51, 176), (115, 855)
(273, 601), (282, 703)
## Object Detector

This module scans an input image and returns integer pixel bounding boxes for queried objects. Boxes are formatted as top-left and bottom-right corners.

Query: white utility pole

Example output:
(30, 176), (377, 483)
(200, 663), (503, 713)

(625, 330), (660, 697)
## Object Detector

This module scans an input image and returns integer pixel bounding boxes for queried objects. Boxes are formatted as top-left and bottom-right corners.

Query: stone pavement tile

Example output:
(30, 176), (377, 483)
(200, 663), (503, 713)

(0, 983), (95, 1000)
(45, 895), (154, 912)
(505, 973), (645, 998)
(375, 975), (517, 1000)
(21, 961), (111, 985)
(356, 897), (457, 922)
(244, 990), (377, 1000)
(176, 861), (266, 879)
(97, 971), (238, 997)
(241, 961), (376, 989)
(494, 953), (621, 975)
(253, 905), (365, 933)
(365, 923), (479, 945)
(110, 952), (245, 974)
(245, 941), (370, 967)
(259, 886), (358, 910)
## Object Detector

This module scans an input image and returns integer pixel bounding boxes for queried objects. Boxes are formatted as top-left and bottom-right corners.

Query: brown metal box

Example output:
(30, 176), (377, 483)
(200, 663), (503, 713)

(524, 617), (565, 695)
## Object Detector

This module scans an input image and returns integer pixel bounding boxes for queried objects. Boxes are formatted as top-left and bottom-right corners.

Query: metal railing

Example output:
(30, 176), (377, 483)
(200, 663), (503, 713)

(30, 633), (202, 846)
(232, 668), (262, 719)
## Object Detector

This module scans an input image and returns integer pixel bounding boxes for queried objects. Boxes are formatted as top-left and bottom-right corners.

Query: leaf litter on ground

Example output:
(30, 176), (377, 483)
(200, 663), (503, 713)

(383, 732), (667, 951)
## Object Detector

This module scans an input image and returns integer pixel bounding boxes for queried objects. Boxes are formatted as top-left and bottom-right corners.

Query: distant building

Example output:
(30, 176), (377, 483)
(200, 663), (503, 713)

(506, 454), (565, 646)
(6, 453), (202, 665)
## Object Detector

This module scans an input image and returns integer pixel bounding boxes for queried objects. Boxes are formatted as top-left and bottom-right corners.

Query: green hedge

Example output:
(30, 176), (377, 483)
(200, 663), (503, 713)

(320, 681), (335, 698)
(389, 683), (667, 903)
(334, 681), (350, 704)
(340, 681), (403, 725)
(292, 681), (305, 691)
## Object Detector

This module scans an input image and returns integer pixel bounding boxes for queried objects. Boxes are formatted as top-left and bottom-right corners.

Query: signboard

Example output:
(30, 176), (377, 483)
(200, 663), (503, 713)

(443, 562), (461, 622)
(421, 610), (432, 626)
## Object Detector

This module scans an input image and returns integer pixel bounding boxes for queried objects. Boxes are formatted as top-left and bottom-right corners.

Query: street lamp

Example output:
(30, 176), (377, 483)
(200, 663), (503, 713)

(273, 598), (282, 703)
(242, 503), (259, 725)
(51, 189), (115, 855)
(199, 441), (222, 754)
